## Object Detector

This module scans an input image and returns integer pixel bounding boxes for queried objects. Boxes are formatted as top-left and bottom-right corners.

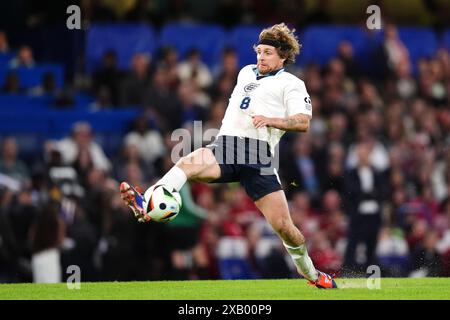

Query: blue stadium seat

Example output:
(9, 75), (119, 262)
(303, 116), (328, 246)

(297, 25), (438, 75)
(159, 23), (227, 67)
(0, 94), (54, 111)
(73, 93), (96, 110)
(85, 24), (158, 73)
(0, 112), (49, 134)
(397, 27), (438, 72)
(0, 64), (64, 89)
(298, 25), (369, 67)
(216, 237), (256, 280)
(0, 51), (15, 65)
(442, 28), (450, 50)
(218, 258), (256, 280)
(47, 109), (140, 139)
(0, 107), (139, 158)
(228, 25), (264, 68)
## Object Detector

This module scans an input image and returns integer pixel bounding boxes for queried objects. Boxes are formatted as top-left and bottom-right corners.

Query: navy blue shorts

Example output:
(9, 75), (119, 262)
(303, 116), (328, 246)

(206, 135), (282, 201)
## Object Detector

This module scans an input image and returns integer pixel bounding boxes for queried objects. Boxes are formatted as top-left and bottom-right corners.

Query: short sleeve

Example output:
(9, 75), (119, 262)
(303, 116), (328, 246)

(284, 80), (312, 117)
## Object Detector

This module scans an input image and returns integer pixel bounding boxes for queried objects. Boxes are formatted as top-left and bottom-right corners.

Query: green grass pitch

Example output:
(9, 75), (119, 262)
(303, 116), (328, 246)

(0, 278), (449, 300)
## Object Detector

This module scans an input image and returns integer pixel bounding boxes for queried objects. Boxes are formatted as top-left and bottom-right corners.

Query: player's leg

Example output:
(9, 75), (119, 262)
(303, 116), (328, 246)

(159, 147), (222, 187)
(254, 190), (337, 288)
(253, 190), (317, 280)
(120, 147), (221, 221)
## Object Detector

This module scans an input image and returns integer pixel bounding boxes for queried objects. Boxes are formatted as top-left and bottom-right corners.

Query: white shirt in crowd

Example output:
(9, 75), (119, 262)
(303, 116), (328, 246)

(124, 130), (166, 164)
(56, 138), (112, 172)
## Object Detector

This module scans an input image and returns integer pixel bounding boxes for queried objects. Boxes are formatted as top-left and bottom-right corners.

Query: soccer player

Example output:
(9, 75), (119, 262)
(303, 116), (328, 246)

(120, 23), (337, 289)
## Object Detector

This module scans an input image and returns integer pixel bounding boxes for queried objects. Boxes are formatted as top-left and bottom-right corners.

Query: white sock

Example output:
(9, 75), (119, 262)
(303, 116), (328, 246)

(155, 166), (188, 192)
(284, 243), (318, 281)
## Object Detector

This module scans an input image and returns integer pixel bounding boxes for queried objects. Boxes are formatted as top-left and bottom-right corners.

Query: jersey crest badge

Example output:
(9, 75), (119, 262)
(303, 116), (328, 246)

(244, 83), (260, 93)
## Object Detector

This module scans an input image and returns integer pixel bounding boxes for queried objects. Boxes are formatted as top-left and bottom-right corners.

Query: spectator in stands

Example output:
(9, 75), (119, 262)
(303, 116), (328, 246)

(409, 229), (444, 277)
(203, 99), (226, 133)
(342, 142), (386, 274)
(2, 72), (21, 94)
(212, 47), (239, 84)
(319, 141), (346, 193)
(144, 66), (183, 132)
(92, 50), (122, 106)
(319, 190), (347, 245)
(60, 198), (98, 282)
(0, 137), (30, 187)
(9, 45), (35, 69)
(0, 31), (10, 54)
(27, 72), (57, 97)
(119, 52), (153, 106)
(114, 144), (150, 187)
(281, 135), (320, 201)
(346, 128), (390, 173)
(90, 86), (113, 110)
(431, 149), (450, 203)
(289, 191), (321, 239)
(326, 111), (350, 146)
(376, 227), (410, 277)
(394, 58), (417, 100)
(123, 116), (166, 166)
(177, 82), (207, 129)
(210, 48), (238, 102)
(177, 48), (213, 90)
(167, 182), (211, 280)
(54, 121), (111, 172)
(157, 46), (180, 90)
(336, 41), (360, 80)
(72, 147), (94, 188)
(357, 79), (384, 112)
(29, 200), (65, 283)
(379, 24), (410, 79)
(98, 183), (140, 281)
(309, 230), (342, 276)
(0, 188), (22, 283)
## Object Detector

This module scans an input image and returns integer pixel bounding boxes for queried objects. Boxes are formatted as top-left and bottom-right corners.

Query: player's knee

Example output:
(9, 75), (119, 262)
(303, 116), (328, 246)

(176, 155), (196, 178)
(177, 153), (205, 179)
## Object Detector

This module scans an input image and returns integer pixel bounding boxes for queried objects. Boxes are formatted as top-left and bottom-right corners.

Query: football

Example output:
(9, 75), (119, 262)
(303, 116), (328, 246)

(143, 184), (182, 222)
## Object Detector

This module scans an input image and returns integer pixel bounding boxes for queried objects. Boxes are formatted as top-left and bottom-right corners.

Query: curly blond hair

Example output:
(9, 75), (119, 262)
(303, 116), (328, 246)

(257, 23), (301, 65)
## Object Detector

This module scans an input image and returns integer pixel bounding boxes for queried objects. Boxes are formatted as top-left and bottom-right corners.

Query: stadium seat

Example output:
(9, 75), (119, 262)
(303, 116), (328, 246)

(397, 27), (438, 73)
(85, 24), (158, 73)
(0, 94), (54, 111)
(0, 111), (49, 134)
(298, 25), (369, 67)
(297, 25), (438, 75)
(47, 109), (140, 138)
(228, 25), (264, 68)
(0, 63), (64, 89)
(443, 28), (450, 50)
(0, 51), (15, 65)
(159, 23), (227, 67)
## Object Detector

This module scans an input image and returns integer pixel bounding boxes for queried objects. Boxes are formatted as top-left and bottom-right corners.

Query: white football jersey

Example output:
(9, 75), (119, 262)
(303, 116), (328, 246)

(217, 64), (312, 154)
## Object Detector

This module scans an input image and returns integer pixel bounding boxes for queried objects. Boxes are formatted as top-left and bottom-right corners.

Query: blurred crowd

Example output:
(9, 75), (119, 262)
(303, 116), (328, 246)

(1, 22), (450, 283)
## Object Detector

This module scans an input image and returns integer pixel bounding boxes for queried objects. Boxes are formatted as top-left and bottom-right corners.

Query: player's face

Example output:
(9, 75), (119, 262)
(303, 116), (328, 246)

(256, 44), (285, 74)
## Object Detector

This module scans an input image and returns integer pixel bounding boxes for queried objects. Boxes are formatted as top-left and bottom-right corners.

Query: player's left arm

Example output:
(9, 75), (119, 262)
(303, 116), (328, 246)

(252, 113), (311, 132)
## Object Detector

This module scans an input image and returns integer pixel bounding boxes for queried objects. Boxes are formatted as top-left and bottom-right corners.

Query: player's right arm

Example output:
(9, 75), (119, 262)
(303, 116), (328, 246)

(252, 78), (312, 132)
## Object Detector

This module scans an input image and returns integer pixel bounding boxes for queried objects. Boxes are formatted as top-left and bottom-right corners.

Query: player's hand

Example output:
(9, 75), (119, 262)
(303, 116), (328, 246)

(252, 115), (272, 128)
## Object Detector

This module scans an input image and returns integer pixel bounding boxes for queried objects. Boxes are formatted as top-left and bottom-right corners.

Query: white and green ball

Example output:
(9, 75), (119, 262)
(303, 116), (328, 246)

(143, 184), (182, 222)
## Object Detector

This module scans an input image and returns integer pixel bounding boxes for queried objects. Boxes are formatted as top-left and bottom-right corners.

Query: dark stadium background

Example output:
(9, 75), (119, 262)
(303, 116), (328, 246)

(0, 0), (449, 284)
